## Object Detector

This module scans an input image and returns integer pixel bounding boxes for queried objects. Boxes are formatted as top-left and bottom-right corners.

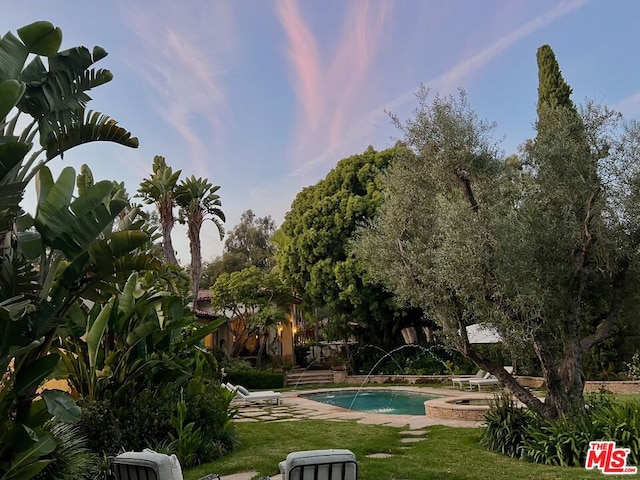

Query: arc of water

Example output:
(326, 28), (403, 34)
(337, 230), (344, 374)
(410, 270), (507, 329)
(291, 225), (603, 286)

(347, 343), (455, 411)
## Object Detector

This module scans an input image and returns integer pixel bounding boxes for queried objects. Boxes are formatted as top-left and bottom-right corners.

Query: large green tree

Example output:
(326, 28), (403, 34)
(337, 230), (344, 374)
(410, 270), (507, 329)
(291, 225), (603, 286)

(278, 145), (423, 346)
(210, 265), (290, 363)
(353, 51), (640, 420)
(201, 209), (276, 287)
(175, 175), (225, 293)
(137, 155), (181, 265)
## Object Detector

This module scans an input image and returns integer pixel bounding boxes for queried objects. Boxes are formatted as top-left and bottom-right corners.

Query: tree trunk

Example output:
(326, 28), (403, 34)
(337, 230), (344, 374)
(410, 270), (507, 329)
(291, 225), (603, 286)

(160, 198), (178, 265)
(188, 214), (203, 293)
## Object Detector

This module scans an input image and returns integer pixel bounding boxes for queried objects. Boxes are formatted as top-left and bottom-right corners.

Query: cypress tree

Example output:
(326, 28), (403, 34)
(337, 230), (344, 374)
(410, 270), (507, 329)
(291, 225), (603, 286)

(536, 44), (575, 116)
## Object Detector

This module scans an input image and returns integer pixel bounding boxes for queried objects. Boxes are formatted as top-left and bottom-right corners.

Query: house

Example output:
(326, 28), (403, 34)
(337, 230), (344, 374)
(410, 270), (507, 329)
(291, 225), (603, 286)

(195, 290), (301, 365)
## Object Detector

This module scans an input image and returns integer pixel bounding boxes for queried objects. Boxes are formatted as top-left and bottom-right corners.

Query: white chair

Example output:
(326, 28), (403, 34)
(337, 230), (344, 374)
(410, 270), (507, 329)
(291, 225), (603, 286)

(451, 370), (487, 389)
(469, 366), (514, 391)
(224, 382), (282, 406)
(112, 450), (183, 480)
(279, 449), (357, 480)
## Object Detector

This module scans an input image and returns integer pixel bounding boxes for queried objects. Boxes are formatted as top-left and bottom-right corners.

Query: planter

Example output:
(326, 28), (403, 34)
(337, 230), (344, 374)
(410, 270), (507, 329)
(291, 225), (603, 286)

(332, 369), (348, 383)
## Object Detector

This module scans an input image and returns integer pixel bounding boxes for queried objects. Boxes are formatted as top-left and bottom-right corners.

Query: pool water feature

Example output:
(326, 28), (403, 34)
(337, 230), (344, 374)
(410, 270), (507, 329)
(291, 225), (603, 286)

(301, 389), (440, 415)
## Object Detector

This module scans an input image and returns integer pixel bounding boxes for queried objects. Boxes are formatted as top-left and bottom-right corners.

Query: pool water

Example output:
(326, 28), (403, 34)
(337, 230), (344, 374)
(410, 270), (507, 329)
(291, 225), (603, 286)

(301, 389), (440, 415)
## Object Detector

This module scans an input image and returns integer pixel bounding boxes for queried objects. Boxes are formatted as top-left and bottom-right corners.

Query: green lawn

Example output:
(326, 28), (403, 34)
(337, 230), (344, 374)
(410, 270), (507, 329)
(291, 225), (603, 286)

(184, 420), (612, 480)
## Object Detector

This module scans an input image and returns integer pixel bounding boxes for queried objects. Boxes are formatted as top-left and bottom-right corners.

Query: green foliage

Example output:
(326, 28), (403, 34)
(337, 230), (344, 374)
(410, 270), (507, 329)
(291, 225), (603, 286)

(352, 343), (460, 375)
(353, 53), (640, 419)
(225, 369), (284, 389)
(0, 20), (137, 477)
(482, 393), (640, 467)
(481, 396), (539, 458)
(522, 414), (601, 467)
(169, 392), (203, 468)
(175, 175), (225, 291)
(536, 45), (575, 115)
(76, 397), (122, 455)
(278, 145), (423, 345)
(78, 379), (236, 467)
(210, 265), (290, 358)
(625, 352), (640, 380)
(33, 422), (94, 480)
(137, 155), (182, 265)
(202, 209), (277, 287)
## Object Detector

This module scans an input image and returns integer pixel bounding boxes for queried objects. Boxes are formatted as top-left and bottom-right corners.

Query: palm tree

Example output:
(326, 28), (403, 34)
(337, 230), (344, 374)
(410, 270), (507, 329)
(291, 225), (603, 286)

(175, 176), (225, 292)
(137, 156), (181, 265)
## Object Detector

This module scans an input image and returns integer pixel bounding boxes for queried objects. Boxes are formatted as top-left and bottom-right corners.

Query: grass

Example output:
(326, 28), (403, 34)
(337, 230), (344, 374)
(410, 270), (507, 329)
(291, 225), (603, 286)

(183, 420), (611, 480)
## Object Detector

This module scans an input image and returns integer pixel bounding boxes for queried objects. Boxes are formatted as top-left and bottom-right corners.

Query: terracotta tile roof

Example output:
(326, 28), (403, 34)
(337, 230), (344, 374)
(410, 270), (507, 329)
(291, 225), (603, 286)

(197, 289), (212, 301)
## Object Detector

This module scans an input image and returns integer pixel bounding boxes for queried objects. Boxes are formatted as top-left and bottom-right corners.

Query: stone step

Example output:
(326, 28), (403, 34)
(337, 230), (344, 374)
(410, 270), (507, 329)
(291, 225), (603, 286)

(285, 370), (334, 386)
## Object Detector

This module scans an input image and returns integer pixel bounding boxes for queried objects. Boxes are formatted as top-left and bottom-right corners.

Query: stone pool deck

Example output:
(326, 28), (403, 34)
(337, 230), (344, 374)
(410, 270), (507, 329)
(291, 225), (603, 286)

(234, 385), (496, 429)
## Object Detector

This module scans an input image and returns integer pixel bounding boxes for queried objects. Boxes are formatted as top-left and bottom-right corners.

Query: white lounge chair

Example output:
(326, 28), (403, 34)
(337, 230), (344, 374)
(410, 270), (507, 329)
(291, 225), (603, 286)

(469, 366), (514, 391)
(451, 370), (487, 389)
(224, 382), (282, 406)
(279, 449), (357, 480)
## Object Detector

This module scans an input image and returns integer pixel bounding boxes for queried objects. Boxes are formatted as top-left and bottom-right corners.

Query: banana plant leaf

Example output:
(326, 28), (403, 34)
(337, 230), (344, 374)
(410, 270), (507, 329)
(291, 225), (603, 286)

(44, 110), (138, 160)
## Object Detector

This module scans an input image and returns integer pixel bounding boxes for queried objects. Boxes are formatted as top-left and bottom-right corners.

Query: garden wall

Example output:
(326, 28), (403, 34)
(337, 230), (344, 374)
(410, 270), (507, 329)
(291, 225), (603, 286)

(584, 381), (640, 394)
(337, 374), (640, 394)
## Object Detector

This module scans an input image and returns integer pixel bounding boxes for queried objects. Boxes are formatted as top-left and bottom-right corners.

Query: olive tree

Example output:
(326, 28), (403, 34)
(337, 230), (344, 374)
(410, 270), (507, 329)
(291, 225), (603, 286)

(353, 65), (640, 419)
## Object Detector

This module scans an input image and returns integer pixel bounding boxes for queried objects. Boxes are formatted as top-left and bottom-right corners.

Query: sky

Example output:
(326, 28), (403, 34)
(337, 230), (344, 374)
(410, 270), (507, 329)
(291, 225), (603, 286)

(3, 1), (640, 264)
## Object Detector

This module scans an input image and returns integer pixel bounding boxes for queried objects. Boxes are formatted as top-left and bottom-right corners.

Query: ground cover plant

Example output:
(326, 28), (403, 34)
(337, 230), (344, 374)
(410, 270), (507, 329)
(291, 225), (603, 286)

(482, 394), (640, 467)
(183, 420), (613, 480)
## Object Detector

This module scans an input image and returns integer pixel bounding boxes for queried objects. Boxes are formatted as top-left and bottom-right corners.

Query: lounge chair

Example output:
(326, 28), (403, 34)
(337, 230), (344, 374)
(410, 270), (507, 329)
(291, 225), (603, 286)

(112, 450), (184, 480)
(278, 449), (357, 480)
(451, 369), (487, 389)
(469, 366), (514, 391)
(224, 382), (282, 406)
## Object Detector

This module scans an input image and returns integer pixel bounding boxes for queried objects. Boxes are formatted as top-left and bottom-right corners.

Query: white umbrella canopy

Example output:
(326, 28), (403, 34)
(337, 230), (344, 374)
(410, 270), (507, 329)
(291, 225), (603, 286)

(464, 324), (502, 344)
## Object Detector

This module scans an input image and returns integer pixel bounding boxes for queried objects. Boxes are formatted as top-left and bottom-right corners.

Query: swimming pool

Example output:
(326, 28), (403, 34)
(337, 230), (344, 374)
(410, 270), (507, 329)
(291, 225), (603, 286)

(301, 389), (440, 415)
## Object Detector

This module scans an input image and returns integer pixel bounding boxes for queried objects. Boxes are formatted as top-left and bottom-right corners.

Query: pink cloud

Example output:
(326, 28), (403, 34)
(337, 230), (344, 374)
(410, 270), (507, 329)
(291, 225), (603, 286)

(276, 0), (392, 171)
(287, 0), (589, 181)
(275, 0), (323, 130)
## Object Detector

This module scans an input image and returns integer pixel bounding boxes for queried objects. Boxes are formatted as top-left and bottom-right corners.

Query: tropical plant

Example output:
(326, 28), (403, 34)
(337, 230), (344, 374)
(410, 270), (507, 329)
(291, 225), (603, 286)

(57, 269), (226, 402)
(0, 20), (138, 478)
(175, 175), (225, 292)
(33, 422), (94, 480)
(137, 155), (181, 265)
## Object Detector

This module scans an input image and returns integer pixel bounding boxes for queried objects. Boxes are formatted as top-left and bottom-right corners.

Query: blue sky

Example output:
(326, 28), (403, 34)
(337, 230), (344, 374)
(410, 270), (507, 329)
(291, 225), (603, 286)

(3, 1), (640, 263)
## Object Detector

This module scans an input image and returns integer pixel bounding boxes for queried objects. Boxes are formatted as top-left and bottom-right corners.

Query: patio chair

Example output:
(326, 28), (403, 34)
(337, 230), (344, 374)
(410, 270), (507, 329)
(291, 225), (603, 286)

(111, 450), (184, 480)
(450, 369), (487, 389)
(278, 449), (358, 480)
(468, 366), (514, 391)
(112, 452), (221, 480)
(224, 382), (282, 406)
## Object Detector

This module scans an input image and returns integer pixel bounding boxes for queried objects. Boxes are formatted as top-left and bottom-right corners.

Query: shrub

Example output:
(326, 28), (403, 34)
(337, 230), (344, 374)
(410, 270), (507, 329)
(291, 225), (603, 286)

(483, 392), (640, 467)
(34, 422), (94, 480)
(78, 380), (237, 466)
(226, 369), (284, 389)
(588, 401), (640, 466)
(77, 398), (123, 455)
(521, 414), (598, 466)
(481, 395), (535, 458)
